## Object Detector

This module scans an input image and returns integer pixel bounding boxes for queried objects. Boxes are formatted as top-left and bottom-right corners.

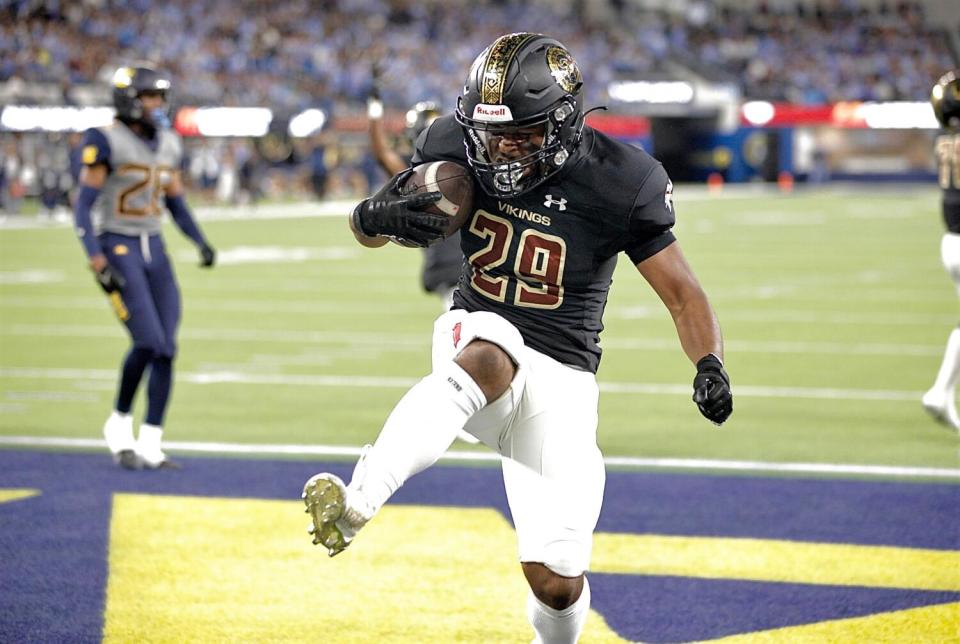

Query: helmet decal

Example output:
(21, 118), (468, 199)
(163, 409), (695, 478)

(481, 33), (538, 104)
(546, 46), (581, 94)
(112, 67), (135, 89)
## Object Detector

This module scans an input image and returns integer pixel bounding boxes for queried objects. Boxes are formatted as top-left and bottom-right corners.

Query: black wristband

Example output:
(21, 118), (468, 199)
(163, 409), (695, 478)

(696, 354), (723, 371)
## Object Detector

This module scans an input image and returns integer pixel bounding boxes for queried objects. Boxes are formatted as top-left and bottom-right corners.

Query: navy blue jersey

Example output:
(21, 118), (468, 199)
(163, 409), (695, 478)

(413, 115), (675, 372)
(935, 132), (960, 233)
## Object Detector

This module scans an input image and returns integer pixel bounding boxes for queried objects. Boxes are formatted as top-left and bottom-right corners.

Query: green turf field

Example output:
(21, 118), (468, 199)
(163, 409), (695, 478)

(1, 186), (958, 472)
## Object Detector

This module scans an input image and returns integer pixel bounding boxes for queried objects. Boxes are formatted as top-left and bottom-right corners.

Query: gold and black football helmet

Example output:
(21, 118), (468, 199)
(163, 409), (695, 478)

(455, 33), (585, 197)
(932, 71), (960, 130)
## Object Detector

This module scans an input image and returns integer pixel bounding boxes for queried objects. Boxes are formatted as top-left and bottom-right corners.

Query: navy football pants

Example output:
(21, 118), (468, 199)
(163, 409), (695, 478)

(101, 232), (181, 358)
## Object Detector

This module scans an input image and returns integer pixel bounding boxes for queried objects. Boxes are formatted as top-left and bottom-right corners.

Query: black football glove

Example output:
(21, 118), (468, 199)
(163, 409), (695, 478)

(692, 354), (732, 426)
(352, 169), (447, 248)
(199, 244), (216, 268)
(95, 264), (125, 294)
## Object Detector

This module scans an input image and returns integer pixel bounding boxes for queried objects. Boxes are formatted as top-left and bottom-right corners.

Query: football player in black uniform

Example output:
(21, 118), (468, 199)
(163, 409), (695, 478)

(922, 70), (960, 433)
(304, 34), (732, 641)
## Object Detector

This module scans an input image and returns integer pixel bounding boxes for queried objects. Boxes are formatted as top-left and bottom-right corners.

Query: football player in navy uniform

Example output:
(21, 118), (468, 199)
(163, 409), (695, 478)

(923, 70), (960, 433)
(73, 66), (216, 469)
(304, 34), (731, 641)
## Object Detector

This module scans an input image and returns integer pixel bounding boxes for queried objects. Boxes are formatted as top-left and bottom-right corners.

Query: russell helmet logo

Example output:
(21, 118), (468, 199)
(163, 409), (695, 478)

(543, 195), (567, 211)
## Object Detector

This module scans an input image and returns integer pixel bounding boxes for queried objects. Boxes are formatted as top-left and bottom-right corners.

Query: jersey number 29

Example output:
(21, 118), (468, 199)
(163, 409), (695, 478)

(467, 210), (566, 310)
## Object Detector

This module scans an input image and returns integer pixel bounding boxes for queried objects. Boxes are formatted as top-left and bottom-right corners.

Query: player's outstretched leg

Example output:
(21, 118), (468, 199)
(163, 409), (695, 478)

(923, 326), (960, 432)
(103, 410), (139, 469)
(301, 344), (494, 555)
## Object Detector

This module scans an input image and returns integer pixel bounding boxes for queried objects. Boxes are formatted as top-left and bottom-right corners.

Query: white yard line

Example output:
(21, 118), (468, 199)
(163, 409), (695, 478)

(3, 324), (943, 357)
(0, 366), (925, 401)
(0, 296), (429, 314)
(0, 201), (357, 230)
(0, 435), (955, 479)
(614, 306), (956, 326)
(4, 295), (952, 325)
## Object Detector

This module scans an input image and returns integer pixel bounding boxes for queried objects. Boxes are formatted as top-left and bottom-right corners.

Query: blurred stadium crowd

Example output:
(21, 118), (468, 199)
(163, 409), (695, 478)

(0, 0), (957, 212)
(2, 0), (953, 107)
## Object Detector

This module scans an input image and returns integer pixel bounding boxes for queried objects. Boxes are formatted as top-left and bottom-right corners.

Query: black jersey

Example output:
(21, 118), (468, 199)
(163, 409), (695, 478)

(422, 231), (463, 293)
(413, 115), (676, 372)
(935, 132), (960, 233)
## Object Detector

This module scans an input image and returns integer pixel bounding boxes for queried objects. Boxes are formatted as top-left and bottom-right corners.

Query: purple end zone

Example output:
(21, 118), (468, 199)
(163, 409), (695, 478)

(589, 573), (960, 643)
(599, 470), (960, 550)
(0, 449), (956, 642)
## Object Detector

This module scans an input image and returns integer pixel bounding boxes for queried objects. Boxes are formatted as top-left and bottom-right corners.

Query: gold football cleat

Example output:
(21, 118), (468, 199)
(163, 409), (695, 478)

(302, 473), (351, 556)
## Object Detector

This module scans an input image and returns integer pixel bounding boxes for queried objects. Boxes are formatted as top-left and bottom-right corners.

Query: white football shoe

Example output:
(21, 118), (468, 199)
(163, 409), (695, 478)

(103, 411), (139, 469)
(921, 389), (960, 433)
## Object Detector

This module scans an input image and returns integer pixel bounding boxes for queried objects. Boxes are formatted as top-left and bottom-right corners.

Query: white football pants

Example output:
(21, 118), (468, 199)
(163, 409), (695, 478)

(432, 309), (606, 578)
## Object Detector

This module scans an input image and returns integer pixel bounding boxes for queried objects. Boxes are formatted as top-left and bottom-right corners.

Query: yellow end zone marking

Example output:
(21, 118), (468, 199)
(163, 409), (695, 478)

(0, 488), (39, 503)
(592, 533), (960, 592)
(103, 494), (626, 643)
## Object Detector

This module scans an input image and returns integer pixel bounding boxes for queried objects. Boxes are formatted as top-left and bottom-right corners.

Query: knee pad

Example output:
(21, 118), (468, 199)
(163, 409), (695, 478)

(538, 543), (588, 579)
(432, 310), (525, 368)
(941, 233), (960, 285)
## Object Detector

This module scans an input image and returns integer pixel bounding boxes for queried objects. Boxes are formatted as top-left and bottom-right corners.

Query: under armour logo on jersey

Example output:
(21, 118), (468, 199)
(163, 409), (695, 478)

(544, 195), (567, 211)
(664, 180), (674, 212)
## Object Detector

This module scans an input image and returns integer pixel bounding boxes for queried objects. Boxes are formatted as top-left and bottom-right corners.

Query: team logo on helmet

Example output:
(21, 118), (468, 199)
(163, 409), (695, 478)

(546, 46), (581, 94)
(112, 67), (135, 89)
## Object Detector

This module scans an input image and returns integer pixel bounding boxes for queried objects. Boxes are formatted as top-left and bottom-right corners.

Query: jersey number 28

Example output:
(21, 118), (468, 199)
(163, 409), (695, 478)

(116, 164), (172, 217)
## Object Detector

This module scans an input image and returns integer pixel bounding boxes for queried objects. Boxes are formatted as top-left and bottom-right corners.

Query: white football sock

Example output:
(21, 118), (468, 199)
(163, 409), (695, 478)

(103, 411), (135, 453)
(136, 423), (165, 464)
(349, 361), (486, 512)
(931, 327), (960, 393)
(527, 576), (591, 644)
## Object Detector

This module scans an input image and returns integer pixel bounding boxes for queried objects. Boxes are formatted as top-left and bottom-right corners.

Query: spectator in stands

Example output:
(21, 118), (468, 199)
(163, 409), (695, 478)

(5, 0), (949, 111)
